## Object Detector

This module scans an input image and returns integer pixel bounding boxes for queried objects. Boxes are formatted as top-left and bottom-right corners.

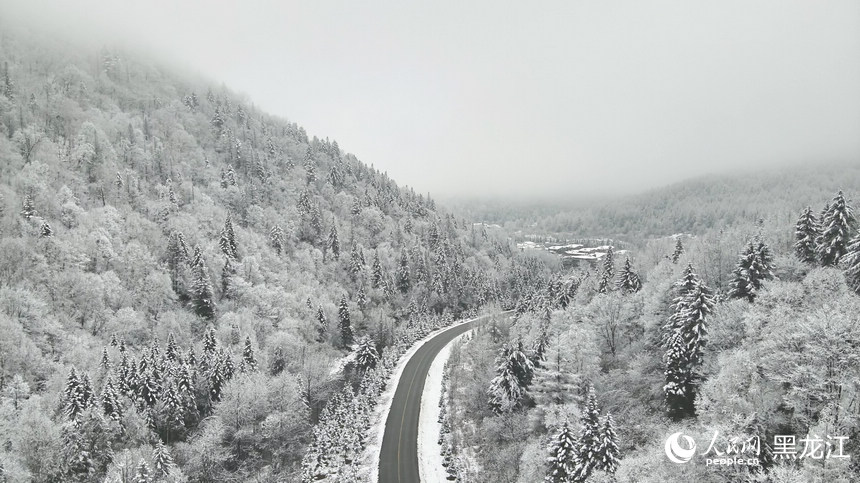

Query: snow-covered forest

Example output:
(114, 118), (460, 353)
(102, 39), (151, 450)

(0, 30), (547, 482)
(1, 15), (860, 483)
(437, 192), (860, 481)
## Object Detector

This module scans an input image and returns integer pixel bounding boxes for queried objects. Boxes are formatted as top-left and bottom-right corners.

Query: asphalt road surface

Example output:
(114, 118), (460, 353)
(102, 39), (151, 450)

(378, 316), (485, 483)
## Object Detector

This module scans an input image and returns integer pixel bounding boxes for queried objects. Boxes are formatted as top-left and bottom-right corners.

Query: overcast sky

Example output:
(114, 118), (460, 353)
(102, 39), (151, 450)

(3, 1), (860, 200)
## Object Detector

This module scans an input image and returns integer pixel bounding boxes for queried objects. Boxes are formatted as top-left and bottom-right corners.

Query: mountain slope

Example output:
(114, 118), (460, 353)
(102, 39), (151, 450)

(0, 29), (544, 482)
(456, 162), (860, 240)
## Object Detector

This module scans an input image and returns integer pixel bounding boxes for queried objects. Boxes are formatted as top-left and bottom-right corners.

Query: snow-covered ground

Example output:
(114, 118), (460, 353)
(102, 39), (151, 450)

(359, 315), (481, 483)
(418, 330), (472, 483)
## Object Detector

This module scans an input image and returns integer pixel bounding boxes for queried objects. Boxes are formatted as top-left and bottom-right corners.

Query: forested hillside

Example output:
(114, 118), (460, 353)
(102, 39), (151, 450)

(455, 162), (860, 240)
(0, 30), (543, 482)
(436, 189), (860, 481)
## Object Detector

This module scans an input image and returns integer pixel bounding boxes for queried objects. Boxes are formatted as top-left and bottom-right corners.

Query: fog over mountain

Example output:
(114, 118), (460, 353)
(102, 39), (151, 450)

(2, 0), (859, 200)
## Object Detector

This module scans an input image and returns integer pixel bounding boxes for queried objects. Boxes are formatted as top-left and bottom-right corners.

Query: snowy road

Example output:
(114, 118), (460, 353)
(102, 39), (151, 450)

(377, 316), (484, 483)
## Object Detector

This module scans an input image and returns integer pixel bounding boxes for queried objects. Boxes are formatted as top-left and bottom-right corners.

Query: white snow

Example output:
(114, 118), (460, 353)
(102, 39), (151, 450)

(359, 315), (482, 483)
(418, 330), (472, 483)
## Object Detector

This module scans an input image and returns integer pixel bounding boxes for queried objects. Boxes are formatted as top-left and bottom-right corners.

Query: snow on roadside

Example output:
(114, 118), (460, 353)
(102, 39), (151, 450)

(358, 315), (481, 483)
(418, 330), (472, 482)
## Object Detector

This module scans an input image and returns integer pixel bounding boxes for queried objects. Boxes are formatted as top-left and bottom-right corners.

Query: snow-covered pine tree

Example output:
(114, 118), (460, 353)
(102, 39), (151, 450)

(602, 247), (615, 279)
(219, 215), (238, 260)
(546, 421), (578, 483)
(270, 224), (284, 256)
(487, 341), (535, 413)
(727, 242), (756, 301)
(371, 252), (384, 289)
(242, 336), (257, 371)
(616, 257), (642, 293)
(339, 296), (353, 347)
(221, 256), (236, 300)
(817, 190), (855, 266)
(594, 414), (620, 475)
(166, 333), (179, 363)
(152, 440), (175, 477)
(843, 233), (860, 295)
(203, 325), (218, 356)
(20, 193), (36, 220)
(756, 238), (775, 278)
(669, 237), (683, 263)
(100, 347), (110, 370)
(304, 148), (316, 185)
(677, 278), (716, 368)
(40, 221), (53, 237)
(191, 249), (216, 320)
(570, 389), (602, 482)
(357, 286), (367, 312)
(328, 222), (340, 260)
(396, 249), (411, 294)
(316, 305), (328, 342)
(350, 243), (364, 278)
(63, 367), (84, 421)
(664, 331), (693, 420)
(530, 325), (549, 368)
(794, 206), (820, 264)
(728, 239), (773, 302)
(661, 263), (700, 346)
(354, 336), (379, 371)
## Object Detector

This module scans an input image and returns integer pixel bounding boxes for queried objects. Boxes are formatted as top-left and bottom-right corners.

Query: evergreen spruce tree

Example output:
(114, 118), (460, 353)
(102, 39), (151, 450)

(20, 193), (36, 220)
(616, 257), (642, 293)
(602, 247), (615, 279)
(63, 367), (84, 421)
(270, 224), (284, 256)
(339, 296), (353, 347)
(357, 286), (367, 312)
(396, 250), (411, 294)
(316, 305), (328, 342)
(843, 233), (860, 295)
(530, 325), (549, 368)
(354, 336), (379, 371)
(166, 231), (189, 294)
(100, 347), (110, 370)
(570, 389), (602, 482)
(304, 148), (316, 184)
(152, 440), (175, 477)
(327, 223), (340, 260)
(40, 221), (53, 237)
(794, 206), (820, 264)
(664, 331), (692, 420)
(487, 341), (534, 413)
(221, 256), (236, 300)
(203, 325), (218, 356)
(728, 239), (773, 302)
(594, 414), (620, 475)
(242, 335), (257, 371)
(166, 333), (179, 363)
(371, 252), (384, 289)
(219, 215), (238, 260)
(677, 279), (716, 368)
(546, 421), (578, 483)
(662, 265), (715, 419)
(191, 249), (216, 320)
(671, 237), (684, 263)
(817, 190), (855, 266)
(350, 243), (365, 278)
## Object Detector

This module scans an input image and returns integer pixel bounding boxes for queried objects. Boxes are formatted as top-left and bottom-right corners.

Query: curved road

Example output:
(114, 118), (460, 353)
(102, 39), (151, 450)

(378, 316), (485, 483)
